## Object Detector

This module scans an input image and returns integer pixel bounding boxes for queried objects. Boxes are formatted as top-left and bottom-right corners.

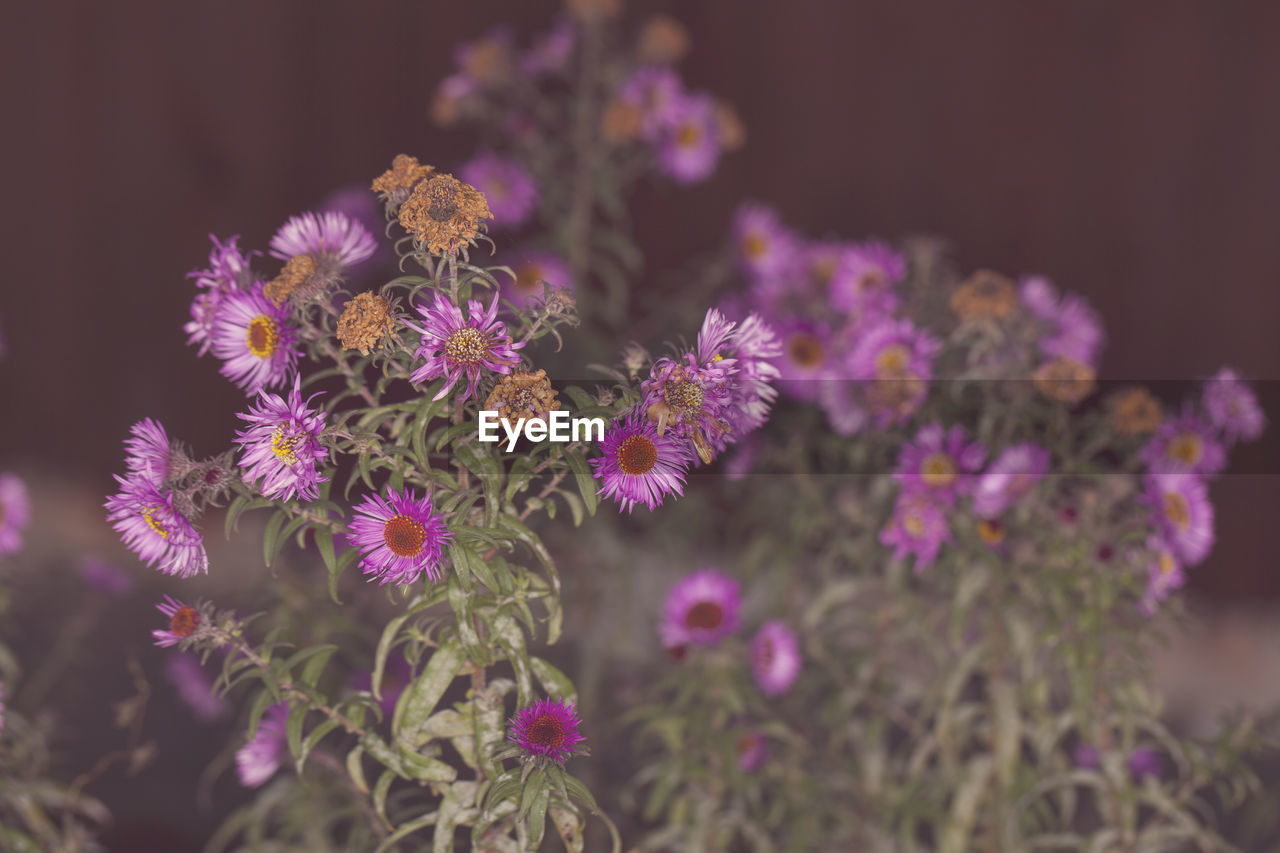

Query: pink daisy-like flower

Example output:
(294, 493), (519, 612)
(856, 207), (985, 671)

(1139, 536), (1186, 615)
(268, 210), (377, 271)
(348, 487), (452, 585)
(507, 697), (586, 764)
(500, 248), (572, 308)
(1144, 474), (1215, 566)
(829, 240), (906, 319)
(459, 153), (538, 230)
(894, 424), (986, 505)
(661, 569), (742, 648)
(0, 473), (32, 558)
(846, 316), (940, 428)
(79, 555), (134, 597)
(590, 409), (693, 513)
(1203, 367), (1266, 444)
(1019, 275), (1104, 368)
(971, 443), (1051, 519)
(151, 594), (205, 648)
(234, 375), (329, 502)
(106, 475), (208, 578)
(185, 235), (256, 356)
(406, 292), (524, 403)
(123, 418), (173, 487)
(817, 379), (870, 438)
(166, 653), (228, 722)
(732, 202), (797, 280)
(752, 621), (801, 696)
(879, 492), (952, 571)
(210, 281), (300, 395)
(772, 318), (836, 403)
(237, 702), (289, 788)
(521, 16), (576, 77)
(655, 92), (722, 185)
(618, 66), (685, 140)
(696, 309), (782, 443)
(1139, 408), (1227, 478)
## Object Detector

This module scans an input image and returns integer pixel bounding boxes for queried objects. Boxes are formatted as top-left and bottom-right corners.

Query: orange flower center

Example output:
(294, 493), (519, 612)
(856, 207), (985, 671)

(1163, 492), (1190, 530)
(169, 606), (200, 638)
(903, 511), (927, 538)
(271, 425), (300, 465)
(920, 453), (957, 488)
(246, 315), (278, 359)
(617, 434), (658, 476)
(1158, 552), (1178, 578)
(875, 344), (911, 377)
(977, 519), (1005, 545)
(743, 234), (767, 260)
(383, 515), (426, 557)
(1167, 433), (1202, 466)
(514, 263), (544, 294)
(528, 713), (565, 749)
(663, 380), (705, 417)
(787, 333), (824, 369)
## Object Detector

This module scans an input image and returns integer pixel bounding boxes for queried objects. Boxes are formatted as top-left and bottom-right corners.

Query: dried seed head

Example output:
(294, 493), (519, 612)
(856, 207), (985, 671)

(264, 254), (319, 305)
(337, 292), (397, 356)
(637, 15), (690, 64)
(398, 173), (493, 255)
(602, 99), (643, 143)
(485, 369), (560, 423)
(1033, 357), (1097, 405)
(1108, 386), (1163, 436)
(950, 269), (1018, 320)
(372, 154), (435, 207)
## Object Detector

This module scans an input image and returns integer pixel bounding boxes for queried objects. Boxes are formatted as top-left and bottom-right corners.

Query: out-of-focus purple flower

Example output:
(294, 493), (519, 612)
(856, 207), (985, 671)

(661, 569), (742, 648)
(501, 249), (572, 308)
(1140, 408), (1227, 478)
(590, 409), (693, 513)
(0, 473), (31, 558)
(79, 555), (134, 597)
(406, 292), (524, 403)
(1144, 474), (1215, 566)
(618, 66), (685, 139)
(1139, 536), (1185, 615)
(829, 240), (905, 321)
(459, 153), (538, 230)
(123, 418), (173, 488)
(106, 476), (208, 578)
(894, 424), (986, 505)
(507, 697), (585, 764)
(151, 595), (204, 648)
(880, 492), (951, 571)
(772, 318), (836, 402)
(237, 703), (289, 788)
(752, 621), (801, 696)
(1019, 275), (1104, 368)
(210, 281), (300, 395)
(166, 653), (227, 722)
(654, 92), (721, 185)
(521, 17), (576, 77)
(1203, 367), (1266, 444)
(1127, 747), (1163, 781)
(348, 487), (452, 586)
(732, 203), (797, 280)
(234, 375), (329, 502)
(846, 316), (940, 427)
(817, 380), (869, 438)
(453, 27), (514, 87)
(269, 210), (377, 273)
(737, 731), (767, 771)
(971, 443), (1051, 519)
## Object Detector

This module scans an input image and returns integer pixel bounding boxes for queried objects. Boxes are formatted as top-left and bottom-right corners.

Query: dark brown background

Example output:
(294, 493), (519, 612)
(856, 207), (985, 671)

(3, 1), (1280, 848)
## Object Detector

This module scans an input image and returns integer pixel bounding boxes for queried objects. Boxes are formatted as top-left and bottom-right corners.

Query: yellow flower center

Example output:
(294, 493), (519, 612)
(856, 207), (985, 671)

(1167, 433), (1202, 466)
(676, 122), (701, 148)
(382, 515), (426, 557)
(663, 380), (705, 417)
(271, 425), (300, 465)
(617, 434), (658, 476)
(1163, 492), (1191, 530)
(246, 315), (279, 359)
(786, 333), (824, 369)
(903, 511), (926, 538)
(977, 519), (1005, 545)
(444, 327), (490, 366)
(875, 344), (911, 377)
(743, 233), (767, 260)
(143, 506), (169, 539)
(1158, 552), (1177, 578)
(920, 453), (957, 488)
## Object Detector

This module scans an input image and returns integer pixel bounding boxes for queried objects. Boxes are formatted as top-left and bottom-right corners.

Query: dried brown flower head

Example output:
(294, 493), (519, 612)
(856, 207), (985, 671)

(950, 269), (1018, 320)
(264, 255), (319, 305)
(460, 37), (513, 86)
(372, 154), (435, 206)
(637, 15), (690, 64)
(602, 99), (643, 143)
(714, 101), (746, 152)
(337, 292), (396, 356)
(1108, 386), (1163, 436)
(398, 173), (493, 255)
(565, 0), (622, 23)
(1033, 357), (1097, 405)
(485, 369), (560, 423)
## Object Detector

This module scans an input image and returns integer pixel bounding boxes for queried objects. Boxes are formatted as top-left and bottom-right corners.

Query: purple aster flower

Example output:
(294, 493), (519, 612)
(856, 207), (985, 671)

(654, 92), (721, 185)
(151, 595), (205, 648)
(732, 203), (797, 280)
(737, 731), (767, 771)
(894, 424), (986, 505)
(1144, 474), (1215, 566)
(507, 697), (585, 764)
(1139, 407), (1227, 478)
(237, 702), (289, 788)
(321, 184), (387, 276)
(459, 153), (538, 230)
(123, 418), (173, 487)
(521, 17), (576, 76)
(1139, 536), (1186, 615)
(79, 555), (134, 597)
(618, 66), (685, 139)
(185, 235), (256, 356)
(406, 292), (524, 403)
(210, 281), (300, 395)
(166, 653), (228, 722)
(772, 318), (836, 402)
(642, 353), (733, 465)
(752, 621), (801, 696)
(1019, 275), (1104, 368)
(269, 210), (377, 271)
(590, 409), (693, 513)
(348, 487), (452, 585)
(971, 443), (1051, 519)
(501, 249), (572, 308)
(829, 240), (906, 319)
(660, 569), (742, 648)
(452, 27), (514, 87)
(1203, 367), (1266, 444)
(846, 316), (940, 427)
(0, 473), (31, 558)
(234, 375), (329, 502)
(880, 492), (951, 571)
(106, 475), (208, 578)
(1073, 743), (1100, 770)
(1127, 747), (1163, 782)
(703, 311), (782, 440)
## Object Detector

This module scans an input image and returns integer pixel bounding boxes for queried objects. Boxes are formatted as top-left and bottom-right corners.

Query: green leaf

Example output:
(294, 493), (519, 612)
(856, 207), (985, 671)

(394, 638), (464, 748)
(490, 615), (533, 706)
(449, 541), (498, 594)
(297, 718), (341, 773)
(262, 510), (288, 567)
(315, 528), (336, 574)
(372, 589), (446, 702)
(373, 811), (438, 853)
(564, 448), (598, 518)
(246, 687), (277, 739)
(346, 745), (369, 794)
(372, 769), (397, 831)
(530, 657), (578, 704)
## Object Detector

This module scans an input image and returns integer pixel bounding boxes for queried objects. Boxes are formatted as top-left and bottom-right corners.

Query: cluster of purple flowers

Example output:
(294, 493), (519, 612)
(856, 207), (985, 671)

(0, 473), (31, 558)
(615, 66), (726, 185)
(591, 308), (780, 513)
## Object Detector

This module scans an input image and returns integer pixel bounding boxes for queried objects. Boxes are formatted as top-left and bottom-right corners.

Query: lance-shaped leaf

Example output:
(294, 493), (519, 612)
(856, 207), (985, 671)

(394, 637), (464, 749)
